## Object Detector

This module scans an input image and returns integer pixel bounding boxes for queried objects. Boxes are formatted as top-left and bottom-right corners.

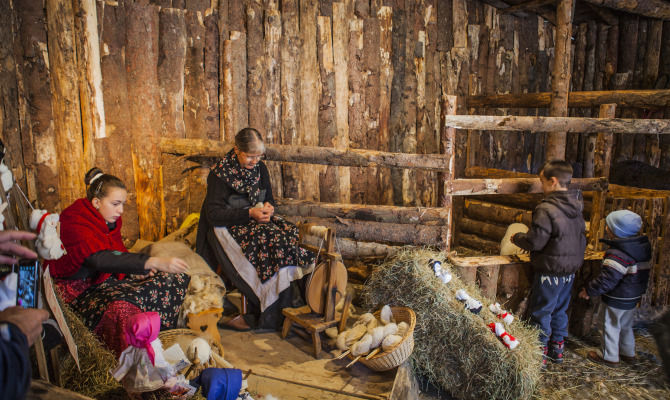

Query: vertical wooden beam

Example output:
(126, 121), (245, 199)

(363, 15), (381, 205)
(246, 0), (265, 135)
(280, 0), (302, 198)
(125, 3), (163, 240)
(546, 0), (575, 162)
(264, 1), (283, 200)
(478, 264), (500, 301)
(46, 0), (86, 209)
(653, 197), (670, 306)
(317, 15), (338, 203)
(643, 197), (663, 306)
(203, 9), (220, 141)
(348, 16), (365, 204)
(589, 104), (616, 251)
(441, 95), (457, 253)
(72, 0), (105, 174)
(222, 31), (248, 142)
(299, 0), (321, 202)
(377, 6), (393, 205)
(218, 0), (229, 141)
(333, 2), (352, 204)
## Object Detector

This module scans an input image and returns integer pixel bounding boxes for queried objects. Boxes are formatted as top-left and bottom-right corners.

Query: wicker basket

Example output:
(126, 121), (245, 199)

(356, 306), (416, 371)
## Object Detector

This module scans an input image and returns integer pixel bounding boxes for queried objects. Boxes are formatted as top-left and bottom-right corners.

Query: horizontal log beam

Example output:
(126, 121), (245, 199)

(583, 0), (670, 20)
(465, 166), (536, 179)
(300, 235), (400, 259)
(276, 198), (449, 225)
(444, 115), (670, 134)
(467, 89), (670, 108)
(448, 250), (605, 267)
(464, 199), (533, 226)
(456, 233), (500, 255)
(448, 177), (608, 195)
(284, 215), (446, 247)
(460, 217), (508, 241)
(160, 138), (448, 171)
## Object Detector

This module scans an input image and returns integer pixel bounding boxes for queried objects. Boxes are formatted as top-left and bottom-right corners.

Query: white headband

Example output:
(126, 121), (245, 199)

(89, 172), (104, 185)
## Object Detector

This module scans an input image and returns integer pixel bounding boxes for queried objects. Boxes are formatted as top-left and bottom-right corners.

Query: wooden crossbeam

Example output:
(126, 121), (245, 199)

(449, 251), (605, 267)
(444, 115), (670, 134)
(159, 138), (448, 171)
(447, 177), (608, 195)
(501, 0), (557, 14)
(466, 89), (670, 108)
(583, 0), (670, 20)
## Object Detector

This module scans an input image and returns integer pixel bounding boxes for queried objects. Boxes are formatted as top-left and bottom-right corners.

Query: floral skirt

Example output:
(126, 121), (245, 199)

(58, 272), (189, 354)
(228, 216), (314, 283)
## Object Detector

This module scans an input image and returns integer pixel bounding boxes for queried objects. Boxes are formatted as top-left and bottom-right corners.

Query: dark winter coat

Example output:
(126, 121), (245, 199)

(195, 161), (275, 269)
(0, 322), (31, 400)
(512, 190), (587, 276)
(586, 235), (652, 310)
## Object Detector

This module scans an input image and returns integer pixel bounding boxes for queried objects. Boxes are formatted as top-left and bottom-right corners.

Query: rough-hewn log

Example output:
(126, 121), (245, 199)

(203, 10), (219, 140)
(464, 199), (533, 226)
(333, 2), (352, 204)
(546, 0), (575, 161)
(364, 14), (382, 205)
(47, 0), (86, 209)
(246, 0), (265, 136)
(441, 95), (457, 252)
(301, 235), (401, 259)
(264, 3), (282, 200)
(651, 197), (670, 305)
(593, 104), (616, 178)
(448, 177), (608, 195)
(443, 115), (670, 134)
(460, 217), (508, 241)
(449, 251), (604, 267)
(279, 0), (301, 198)
(299, 1), (321, 202)
(377, 6), (393, 205)
(500, 0), (556, 14)
(478, 264), (500, 301)
(73, 0), (105, 153)
(159, 138), (449, 170)
(643, 20), (663, 90)
(275, 198), (450, 225)
(466, 89), (670, 108)
(582, 0), (670, 20)
(348, 16), (365, 204)
(285, 216), (447, 247)
(317, 16), (339, 203)
(457, 232), (500, 255)
(222, 31), (247, 142)
(184, 10), (208, 140)
(126, 3), (163, 241)
(465, 166), (536, 179)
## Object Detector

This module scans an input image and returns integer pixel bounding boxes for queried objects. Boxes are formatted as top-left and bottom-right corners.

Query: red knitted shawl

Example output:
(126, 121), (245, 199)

(46, 198), (127, 284)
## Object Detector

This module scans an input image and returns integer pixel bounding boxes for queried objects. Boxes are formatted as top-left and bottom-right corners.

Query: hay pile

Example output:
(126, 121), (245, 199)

(363, 248), (542, 400)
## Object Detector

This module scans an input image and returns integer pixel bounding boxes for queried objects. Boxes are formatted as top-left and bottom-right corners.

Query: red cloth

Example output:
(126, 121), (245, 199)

(124, 312), (161, 365)
(45, 198), (127, 284)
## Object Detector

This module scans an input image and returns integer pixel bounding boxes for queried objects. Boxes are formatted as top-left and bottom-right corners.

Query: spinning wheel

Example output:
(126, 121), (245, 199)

(281, 225), (351, 358)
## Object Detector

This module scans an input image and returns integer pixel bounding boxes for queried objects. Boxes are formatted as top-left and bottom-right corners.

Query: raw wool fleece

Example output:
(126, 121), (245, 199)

(500, 223), (528, 256)
(364, 249), (542, 400)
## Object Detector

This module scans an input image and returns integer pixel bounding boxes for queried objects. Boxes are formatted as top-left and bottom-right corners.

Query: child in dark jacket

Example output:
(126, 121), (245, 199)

(511, 160), (587, 366)
(579, 210), (651, 366)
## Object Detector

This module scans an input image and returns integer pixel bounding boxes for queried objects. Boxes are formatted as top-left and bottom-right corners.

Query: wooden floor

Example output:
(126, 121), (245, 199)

(219, 327), (398, 399)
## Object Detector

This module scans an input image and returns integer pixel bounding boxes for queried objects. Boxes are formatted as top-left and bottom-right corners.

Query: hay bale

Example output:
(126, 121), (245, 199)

(363, 248), (542, 400)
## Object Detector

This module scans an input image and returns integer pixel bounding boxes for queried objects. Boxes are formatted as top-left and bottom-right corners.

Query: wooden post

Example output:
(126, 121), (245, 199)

(126, 3), (163, 240)
(589, 104), (616, 250)
(222, 31), (248, 142)
(333, 2), (352, 204)
(477, 264), (500, 301)
(264, 3), (283, 199)
(317, 16), (339, 203)
(47, 0), (86, 210)
(653, 197), (670, 306)
(377, 6), (393, 205)
(546, 0), (575, 161)
(279, 0), (302, 198)
(440, 95), (457, 252)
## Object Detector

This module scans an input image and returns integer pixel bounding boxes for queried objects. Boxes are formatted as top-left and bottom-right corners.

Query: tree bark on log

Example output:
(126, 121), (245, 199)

(285, 216), (447, 247)
(582, 0), (670, 20)
(546, 0), (575, 161)
(125, 3), (163, 240)
(467, 89), (670, 108)
(299, 1), (321, 202)
(363, 15), (382, 205)
(184, 10), (208, 140)
(203, 10), (220, 141)
(279, 0), (301, 199)
(443, 115), (670, 134)
(348, 16), (366, 204)
(477, 264), (500, 301)
(441, 96), (457, 252)
(246, 0), (265, 136)
(377, 6), (393, 205)
(449, 177), (607, 195)
(464, 199), (532, 226)
(457, 232), (500, 255)
(301, 235), (400, 259)
(222, 31), (248, 142)
(276, 198), (450, 225)
(264, 3), (282, 200)
(159, 138), (450, 170)
(593, 104), (616, 178)
(333, 2), (352, 204)
(46, 0), (86, 210)
(317, 16), (339, 203)
(460, 217), (508, 241)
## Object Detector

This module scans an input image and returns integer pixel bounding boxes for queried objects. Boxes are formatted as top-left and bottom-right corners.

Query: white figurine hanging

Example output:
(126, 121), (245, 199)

(0, 161), (13, 193)
(29, 209), (66, 260)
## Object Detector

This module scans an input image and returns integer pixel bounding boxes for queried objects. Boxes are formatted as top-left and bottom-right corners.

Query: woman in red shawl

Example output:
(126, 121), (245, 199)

(46, 168), (190, 354)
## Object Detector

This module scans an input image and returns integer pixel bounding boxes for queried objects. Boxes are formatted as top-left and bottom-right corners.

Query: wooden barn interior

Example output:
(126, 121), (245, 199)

(1, 0), (670, 399)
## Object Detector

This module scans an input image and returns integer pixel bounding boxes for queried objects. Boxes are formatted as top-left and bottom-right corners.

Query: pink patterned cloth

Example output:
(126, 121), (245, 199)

(124, 312), (161, 365)
(93, 301), (143, 355)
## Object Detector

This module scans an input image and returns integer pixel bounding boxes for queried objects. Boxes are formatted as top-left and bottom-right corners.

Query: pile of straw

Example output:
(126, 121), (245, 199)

(363, 248), (542, 400)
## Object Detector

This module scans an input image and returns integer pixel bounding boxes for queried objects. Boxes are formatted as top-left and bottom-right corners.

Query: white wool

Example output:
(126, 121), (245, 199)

(369, 326), (386, 349)
(382, 322), (398, 338)
(381, 334), (402, 351)
(186, 338), (211, 364)
(336, 331), (348, 350)
(324, 327), (339, 339)
(366, 318), (378, 333)
(380, 305), (393, 325)
(354, 312), (375, 326)
(345, 324), (367, 347)
(396, 321), (409, 337)
(500, 223), (529, 256)
(351, 334), (373, 356)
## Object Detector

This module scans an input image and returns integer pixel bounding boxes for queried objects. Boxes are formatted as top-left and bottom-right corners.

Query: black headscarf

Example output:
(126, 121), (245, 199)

(211, 149), (262, 205)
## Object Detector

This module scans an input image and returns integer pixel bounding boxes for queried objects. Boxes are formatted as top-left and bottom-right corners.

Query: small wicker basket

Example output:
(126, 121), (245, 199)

(356, 306), (416, 371)
(158, 328), (226, 377)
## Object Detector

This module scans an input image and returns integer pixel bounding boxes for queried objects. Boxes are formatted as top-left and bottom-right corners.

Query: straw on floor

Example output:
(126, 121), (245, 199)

(363, 248), (543, 400)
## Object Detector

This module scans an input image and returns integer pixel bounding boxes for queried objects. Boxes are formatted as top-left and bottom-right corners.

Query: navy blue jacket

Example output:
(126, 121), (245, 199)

(0, 322), (31, 400)
(586, 235), (652, 310)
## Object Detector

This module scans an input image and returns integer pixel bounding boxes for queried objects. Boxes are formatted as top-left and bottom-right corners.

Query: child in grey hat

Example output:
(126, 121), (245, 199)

(579, 210), (652, 367)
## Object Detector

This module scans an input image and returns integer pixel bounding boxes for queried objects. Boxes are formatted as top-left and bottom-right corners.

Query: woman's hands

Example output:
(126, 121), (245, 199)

(145, 257), (190, 275)
(249, 202), (274, 223)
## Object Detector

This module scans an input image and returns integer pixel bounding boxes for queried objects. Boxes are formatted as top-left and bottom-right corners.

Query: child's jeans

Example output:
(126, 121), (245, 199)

(602, 304), (635, 362)
(528, 273), (574, 345)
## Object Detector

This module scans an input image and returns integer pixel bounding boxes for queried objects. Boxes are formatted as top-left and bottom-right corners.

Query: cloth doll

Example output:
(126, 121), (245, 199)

(29, 209), (66, 260)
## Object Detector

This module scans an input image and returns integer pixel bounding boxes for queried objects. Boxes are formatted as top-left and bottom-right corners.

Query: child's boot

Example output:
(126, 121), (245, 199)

(549, 340), (564, 363)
